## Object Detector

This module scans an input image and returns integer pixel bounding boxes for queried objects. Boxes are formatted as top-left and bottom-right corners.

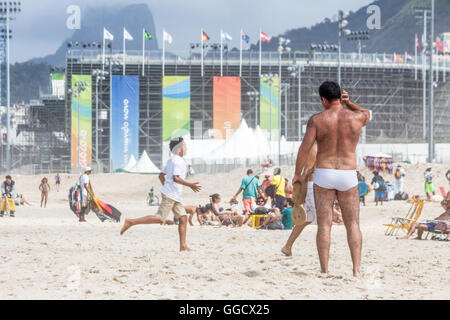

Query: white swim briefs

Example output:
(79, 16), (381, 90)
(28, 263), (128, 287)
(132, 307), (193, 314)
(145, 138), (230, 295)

(313, 168), (358, 192)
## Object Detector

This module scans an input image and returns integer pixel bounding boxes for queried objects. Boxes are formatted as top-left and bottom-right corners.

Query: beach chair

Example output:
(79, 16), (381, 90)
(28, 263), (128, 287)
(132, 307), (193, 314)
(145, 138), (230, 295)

(383, 200), (424, 236)
(424, 220), (450, 241)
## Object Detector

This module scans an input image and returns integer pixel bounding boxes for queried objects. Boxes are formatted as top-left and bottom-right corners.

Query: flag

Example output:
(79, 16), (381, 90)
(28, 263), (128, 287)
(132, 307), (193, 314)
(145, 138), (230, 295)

(104, 28), (114, 41)
(421, 34), (427, 49)
(221, 31), (232, 42)
(394, 53), (403, 63)
(202, 31), (210, 42)
(436, 36), (443, 52)
(405, 52), (414, 62)
(124, 28), (133, 41)
(415, 34), (420, 50)
(144, 30), (153, 40)
(163, 30), (173, 44)
(242, 32), (250, 44)
(260, 31), (271, 42)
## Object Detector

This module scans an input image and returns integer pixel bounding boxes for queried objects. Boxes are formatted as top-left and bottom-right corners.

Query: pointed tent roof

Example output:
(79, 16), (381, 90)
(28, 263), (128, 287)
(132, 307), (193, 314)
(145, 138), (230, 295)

(123, 155), (137, 172)
(133, 151), (160, 174)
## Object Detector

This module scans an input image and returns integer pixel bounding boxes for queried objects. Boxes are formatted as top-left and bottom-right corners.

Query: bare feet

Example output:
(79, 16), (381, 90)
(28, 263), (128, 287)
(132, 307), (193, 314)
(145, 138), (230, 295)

(412, 236), (423, 240)
(180, 246), (192, 252)
(353, 270), (361, 278)
(281, 246), (292, 257)
(120, 219), (133, 235)
(396, 236), (409, 240)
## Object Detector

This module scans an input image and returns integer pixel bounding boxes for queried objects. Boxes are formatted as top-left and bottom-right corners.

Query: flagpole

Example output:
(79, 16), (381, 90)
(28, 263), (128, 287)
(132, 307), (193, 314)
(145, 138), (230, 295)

(220, 29), (223, 77)
(123, 28), (126, 76)
(163, 28), (166, 77)
(142, 28), (145, 77)
(415, 35), (418, 80)
(201, 28), (204, 77)
(259, 28), (262, 77)
(239, 28), (243, 77)
(102, 30), (106, 74)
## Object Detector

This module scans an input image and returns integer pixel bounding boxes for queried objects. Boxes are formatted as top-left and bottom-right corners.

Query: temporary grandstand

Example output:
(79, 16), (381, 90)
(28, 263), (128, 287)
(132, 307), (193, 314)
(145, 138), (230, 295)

(4, 48), (450, 174)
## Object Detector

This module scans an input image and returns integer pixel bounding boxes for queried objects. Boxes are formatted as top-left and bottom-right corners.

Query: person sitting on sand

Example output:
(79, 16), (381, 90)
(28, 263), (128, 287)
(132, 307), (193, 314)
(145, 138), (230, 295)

(209, 194), (244, 227)
(284, 178), (293, 199)
(39, 177), (51, 208)
(332, 201), (344, 225)
(259, 198), (294, 230)
(120, 137), (201, 252)
(398, 193), (450, 240)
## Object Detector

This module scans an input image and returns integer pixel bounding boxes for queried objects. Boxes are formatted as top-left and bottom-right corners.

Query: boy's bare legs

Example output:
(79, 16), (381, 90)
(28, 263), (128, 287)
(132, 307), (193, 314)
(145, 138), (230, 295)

(337, 186), (362, 278)
(178, 216), (191, 251)
(314, 185), (336, 275)
(281, 222), (311, 256)
(120, 215), (162, 235)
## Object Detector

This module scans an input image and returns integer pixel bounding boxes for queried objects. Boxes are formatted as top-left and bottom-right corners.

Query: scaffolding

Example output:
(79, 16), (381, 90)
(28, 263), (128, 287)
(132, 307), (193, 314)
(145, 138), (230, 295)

(3, 49), (449, 174)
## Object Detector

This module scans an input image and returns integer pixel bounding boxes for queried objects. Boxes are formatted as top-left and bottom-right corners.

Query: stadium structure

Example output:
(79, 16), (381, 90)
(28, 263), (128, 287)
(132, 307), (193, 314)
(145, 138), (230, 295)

(4, 48), (450, 173)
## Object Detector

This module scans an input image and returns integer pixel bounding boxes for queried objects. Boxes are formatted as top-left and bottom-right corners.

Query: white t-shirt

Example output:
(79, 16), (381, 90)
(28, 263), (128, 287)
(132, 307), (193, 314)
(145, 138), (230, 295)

(160, 155), (187, 203)
(80, 174), (90, 197)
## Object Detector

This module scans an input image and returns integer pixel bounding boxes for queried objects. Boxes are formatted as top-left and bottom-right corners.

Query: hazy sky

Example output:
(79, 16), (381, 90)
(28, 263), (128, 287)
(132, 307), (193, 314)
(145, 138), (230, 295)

(12, 0), (374, 62)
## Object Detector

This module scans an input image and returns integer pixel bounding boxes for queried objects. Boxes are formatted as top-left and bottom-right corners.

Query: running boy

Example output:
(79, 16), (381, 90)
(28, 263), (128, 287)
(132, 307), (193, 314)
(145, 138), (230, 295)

(120, 137), (201, 252)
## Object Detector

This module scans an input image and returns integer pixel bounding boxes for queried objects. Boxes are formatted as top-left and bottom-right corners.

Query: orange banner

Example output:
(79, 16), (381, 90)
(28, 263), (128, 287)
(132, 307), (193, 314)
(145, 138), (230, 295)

(213, 77), (241, 139)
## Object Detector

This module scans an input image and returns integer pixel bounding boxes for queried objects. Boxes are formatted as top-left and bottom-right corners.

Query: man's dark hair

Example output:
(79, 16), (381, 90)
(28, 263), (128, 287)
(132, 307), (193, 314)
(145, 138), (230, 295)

(286, 198), (294, 207)
(247, 169), (253, 175)
(319, 81), (341, 102)
(5, 175), (11, 180)
(169, 137), (184, 152)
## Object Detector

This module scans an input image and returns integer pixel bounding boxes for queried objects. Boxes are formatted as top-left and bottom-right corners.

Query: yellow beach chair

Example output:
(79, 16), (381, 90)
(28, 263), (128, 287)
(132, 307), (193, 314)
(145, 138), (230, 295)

(383, 200), (424, 236)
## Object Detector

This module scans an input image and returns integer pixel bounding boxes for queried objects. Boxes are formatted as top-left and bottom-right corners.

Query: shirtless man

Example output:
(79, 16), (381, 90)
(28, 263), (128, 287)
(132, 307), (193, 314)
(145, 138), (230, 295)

(292, 81), (371, 277)
(281, 143), (317, 256)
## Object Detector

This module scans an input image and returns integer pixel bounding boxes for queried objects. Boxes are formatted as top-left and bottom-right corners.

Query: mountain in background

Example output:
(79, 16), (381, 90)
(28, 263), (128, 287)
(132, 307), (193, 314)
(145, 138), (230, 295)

(11, 0), (450, 104)
(255, 0), (450, 54)
(32, 3), (158, 66)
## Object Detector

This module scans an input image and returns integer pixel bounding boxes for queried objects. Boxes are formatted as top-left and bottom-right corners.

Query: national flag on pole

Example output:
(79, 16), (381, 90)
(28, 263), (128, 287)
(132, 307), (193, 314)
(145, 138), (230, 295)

(104, 28), (114, 41)
(221, 31), (232, 42)
(405, 51), (414, 62)
(394, 53), (404, 63)
(415, 34), (420, 50)
(202, 31), (210, 42)
(436, 36), (443, 52)
(260, 31), (271, 42)
(144, 30), (153, 40)
(242, 32), (250, 44)
(163, 30), (173, 44)
(124, 28), (133, 41)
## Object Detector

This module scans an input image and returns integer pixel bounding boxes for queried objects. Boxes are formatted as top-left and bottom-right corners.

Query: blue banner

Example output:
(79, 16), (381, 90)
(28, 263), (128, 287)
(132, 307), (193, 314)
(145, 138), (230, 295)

(111, 76), (139, 171)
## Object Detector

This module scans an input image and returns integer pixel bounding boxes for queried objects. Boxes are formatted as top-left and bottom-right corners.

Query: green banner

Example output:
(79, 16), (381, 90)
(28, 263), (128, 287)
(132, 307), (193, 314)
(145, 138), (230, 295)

(162, 76), (191, 142)
(71, 75), (92, 169)
(260, 76), (279, 140)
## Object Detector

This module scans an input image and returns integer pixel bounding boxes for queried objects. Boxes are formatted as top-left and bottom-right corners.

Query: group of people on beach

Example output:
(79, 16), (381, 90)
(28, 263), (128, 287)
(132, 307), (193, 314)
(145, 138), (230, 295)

(120, 81), (369, 277)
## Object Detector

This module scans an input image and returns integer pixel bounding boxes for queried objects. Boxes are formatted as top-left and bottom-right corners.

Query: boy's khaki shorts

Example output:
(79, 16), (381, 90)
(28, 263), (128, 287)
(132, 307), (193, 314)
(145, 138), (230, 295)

(156, 194), (186, 222)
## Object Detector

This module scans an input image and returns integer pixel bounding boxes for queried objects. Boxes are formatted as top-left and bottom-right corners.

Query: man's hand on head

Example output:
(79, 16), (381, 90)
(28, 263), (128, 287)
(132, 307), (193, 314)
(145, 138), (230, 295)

(341, 90), (350, 106)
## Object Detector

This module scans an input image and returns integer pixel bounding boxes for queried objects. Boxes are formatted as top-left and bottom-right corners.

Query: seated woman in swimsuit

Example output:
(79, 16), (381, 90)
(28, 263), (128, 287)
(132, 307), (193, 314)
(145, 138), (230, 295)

(209, 194), (244, 227)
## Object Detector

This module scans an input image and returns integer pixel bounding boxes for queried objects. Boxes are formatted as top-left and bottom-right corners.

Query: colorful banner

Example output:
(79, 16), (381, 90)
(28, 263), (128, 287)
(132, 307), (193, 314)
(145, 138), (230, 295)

(162, 76), (190, 141)
(111, 76), (140, 171)
(51, 73), (65, 97)
(213, 76), (241, 139)
(71, 75), (92, 169)
(260, 76), (279, 140)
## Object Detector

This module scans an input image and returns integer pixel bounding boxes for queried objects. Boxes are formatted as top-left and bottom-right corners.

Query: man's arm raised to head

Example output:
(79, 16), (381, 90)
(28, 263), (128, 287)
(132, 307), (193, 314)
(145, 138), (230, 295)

(341, 90), (371, 126)
(294, 116), (317, 181)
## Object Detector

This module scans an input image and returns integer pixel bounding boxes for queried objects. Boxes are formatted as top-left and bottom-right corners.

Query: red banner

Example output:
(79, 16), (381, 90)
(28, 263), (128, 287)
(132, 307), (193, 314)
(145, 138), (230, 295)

(213, 77), (241, 139)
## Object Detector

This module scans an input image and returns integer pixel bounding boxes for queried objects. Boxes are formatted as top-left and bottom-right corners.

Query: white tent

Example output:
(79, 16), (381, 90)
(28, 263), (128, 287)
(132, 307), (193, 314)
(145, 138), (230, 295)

(133, 151), (160, 174)
(123, 155), (137, 172)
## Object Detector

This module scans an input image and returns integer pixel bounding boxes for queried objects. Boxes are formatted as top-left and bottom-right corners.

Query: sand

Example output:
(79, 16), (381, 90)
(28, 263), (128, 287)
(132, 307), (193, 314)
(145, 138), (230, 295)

(0, 163), (449, 300)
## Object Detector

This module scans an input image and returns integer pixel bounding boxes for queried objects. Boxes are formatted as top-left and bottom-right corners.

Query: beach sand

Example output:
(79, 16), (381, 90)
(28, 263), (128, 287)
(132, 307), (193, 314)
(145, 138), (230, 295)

(0, 163), (449, 300)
